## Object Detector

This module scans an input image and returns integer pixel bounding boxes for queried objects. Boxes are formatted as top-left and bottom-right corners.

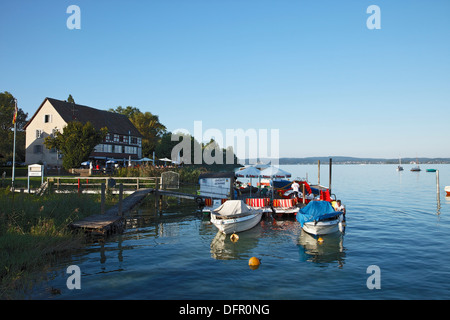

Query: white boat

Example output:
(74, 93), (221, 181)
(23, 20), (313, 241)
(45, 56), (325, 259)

(302, 214), (345, 235)
(296, 201), (345, 236)
(210, 200), (263, 234)
(272, 198), (300, 214)
(445, 186), (450, 197)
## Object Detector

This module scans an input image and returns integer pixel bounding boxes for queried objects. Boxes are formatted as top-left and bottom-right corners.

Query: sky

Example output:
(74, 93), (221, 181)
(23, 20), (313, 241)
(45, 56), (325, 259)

(1, 0), (449, 159)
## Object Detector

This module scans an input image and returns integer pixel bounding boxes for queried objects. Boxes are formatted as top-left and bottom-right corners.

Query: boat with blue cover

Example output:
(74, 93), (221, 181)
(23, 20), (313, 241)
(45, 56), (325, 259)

(296, 201), (345, 235)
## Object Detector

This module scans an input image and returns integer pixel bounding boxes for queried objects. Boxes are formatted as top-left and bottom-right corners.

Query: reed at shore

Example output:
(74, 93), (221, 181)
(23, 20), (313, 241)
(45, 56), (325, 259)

(0, 188), (116, 299)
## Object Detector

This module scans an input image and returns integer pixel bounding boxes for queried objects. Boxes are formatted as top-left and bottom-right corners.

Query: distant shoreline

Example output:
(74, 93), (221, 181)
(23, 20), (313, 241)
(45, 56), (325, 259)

(244, 157), (450, 165)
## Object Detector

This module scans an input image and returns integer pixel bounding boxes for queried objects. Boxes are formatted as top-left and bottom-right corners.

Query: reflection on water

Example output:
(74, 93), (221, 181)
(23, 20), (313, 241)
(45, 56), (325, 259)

(210, 226), (263, 260)
(26, 165), (450, 299)
(297, 231), (346, 267)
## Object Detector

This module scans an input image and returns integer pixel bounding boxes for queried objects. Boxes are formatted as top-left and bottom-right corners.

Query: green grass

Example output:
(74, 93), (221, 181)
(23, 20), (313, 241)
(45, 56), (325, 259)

(0, 188), (114, 299)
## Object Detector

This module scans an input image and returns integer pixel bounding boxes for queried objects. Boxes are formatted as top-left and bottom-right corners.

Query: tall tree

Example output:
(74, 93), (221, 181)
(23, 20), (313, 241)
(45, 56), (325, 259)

(131, 111), (166, 156)
(44, 121), (107, 170)
(0, 91), (28, 162)
(108, 106), (140, 119)
(109, 106), (167, 157)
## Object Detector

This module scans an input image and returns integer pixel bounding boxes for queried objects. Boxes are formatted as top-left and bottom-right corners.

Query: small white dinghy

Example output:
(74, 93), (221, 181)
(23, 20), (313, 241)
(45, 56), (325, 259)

(210, 200), (263, 234)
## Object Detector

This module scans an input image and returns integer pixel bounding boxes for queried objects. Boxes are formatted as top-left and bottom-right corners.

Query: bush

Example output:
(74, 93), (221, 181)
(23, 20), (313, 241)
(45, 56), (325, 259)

(114, 165), (208, 183)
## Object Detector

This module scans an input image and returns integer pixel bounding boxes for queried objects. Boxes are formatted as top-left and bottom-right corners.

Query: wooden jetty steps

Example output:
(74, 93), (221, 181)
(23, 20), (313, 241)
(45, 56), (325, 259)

(69, 188), (153, 236)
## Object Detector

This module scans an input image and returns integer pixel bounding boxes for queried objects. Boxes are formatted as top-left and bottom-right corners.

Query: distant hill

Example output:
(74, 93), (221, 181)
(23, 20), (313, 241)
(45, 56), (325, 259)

(280, 157), (450, 164)
(244, 157), (450, 165)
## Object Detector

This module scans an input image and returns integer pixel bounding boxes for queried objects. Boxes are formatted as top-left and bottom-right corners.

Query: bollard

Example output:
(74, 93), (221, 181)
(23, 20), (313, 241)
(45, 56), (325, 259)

(118, 183), (123, 216)
(101, 183), (106, 214)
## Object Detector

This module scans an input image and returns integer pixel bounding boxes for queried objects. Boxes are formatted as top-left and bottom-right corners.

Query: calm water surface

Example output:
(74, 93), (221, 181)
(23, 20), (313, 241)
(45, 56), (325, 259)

(30, 164), (450, 299)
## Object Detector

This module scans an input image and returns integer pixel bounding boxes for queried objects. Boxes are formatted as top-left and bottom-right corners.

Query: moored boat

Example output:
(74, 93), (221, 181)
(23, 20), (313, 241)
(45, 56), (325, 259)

(211, 200), (263, 234)
(397, 158), (404, 171)
(410, 158), (421, 171)
(296, 201), (344, 235)
(272, 198), (300, 214)
(445, 186), (450, 197)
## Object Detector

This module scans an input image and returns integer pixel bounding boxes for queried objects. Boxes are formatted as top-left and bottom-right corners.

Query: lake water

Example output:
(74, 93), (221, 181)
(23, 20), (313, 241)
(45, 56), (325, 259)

(29, 164), (450, 300)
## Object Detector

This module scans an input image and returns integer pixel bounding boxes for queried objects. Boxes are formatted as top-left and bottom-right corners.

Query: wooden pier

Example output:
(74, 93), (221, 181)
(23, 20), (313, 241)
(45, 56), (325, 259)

(69, 188), (153, 236)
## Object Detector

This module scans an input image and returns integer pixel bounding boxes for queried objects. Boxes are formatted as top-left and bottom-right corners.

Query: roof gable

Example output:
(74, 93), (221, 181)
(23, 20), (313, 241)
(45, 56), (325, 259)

(24, 97), (143, 137)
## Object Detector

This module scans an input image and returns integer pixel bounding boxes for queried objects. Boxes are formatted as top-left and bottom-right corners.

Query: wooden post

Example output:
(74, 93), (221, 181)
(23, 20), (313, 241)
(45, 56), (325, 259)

(302, 183), (305, 204)
(57, 177), (60, 190)
(436, 170), (441, 211)
(101, 183), (106, 214)
(154, 177), (160, 210)
(136, 177), (140, 190)
(329, 158), (332, 194)
(118, 183), (123, 216)
(318, 160), (320, 185)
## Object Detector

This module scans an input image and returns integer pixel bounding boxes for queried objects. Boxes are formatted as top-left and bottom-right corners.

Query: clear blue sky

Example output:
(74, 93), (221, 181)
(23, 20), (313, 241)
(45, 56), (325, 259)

(1, 0), (449, 159)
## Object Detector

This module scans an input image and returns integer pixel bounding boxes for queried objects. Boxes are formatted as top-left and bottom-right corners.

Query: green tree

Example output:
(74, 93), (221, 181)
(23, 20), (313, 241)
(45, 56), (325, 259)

(131, 112), (166, 156)
(44, 121), (107, 170)
(109, 106), (167, 157)
(67, 94), (75, 104)
(107, 106), (140, 119)
(0, 91), (28, 163)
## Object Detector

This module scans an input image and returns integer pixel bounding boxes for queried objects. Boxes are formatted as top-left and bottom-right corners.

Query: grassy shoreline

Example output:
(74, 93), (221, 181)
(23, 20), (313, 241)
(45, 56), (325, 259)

(0, 188), (117, 299)
(0, 164), (238, 298)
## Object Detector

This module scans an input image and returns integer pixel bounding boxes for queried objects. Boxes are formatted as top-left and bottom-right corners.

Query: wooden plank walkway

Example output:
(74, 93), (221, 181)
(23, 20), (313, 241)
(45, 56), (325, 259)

(69, 188), (154, 236)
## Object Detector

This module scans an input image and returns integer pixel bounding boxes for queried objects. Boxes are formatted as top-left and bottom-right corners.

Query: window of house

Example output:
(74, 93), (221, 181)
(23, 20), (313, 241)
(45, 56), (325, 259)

(94, 144), (103, 153)
(44, 114), (52, 123)
(36, 129), (43, 139)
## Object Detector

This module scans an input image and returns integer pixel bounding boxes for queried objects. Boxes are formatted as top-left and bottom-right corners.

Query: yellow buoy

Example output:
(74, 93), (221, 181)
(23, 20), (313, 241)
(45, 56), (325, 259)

(248, 257), (261, 270)
(230, 233), (239, 242)
(318, 237), (324, 244)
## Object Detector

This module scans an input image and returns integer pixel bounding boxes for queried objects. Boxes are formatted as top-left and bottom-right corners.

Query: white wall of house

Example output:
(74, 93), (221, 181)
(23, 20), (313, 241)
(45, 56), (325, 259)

(25, 100), (67, 166)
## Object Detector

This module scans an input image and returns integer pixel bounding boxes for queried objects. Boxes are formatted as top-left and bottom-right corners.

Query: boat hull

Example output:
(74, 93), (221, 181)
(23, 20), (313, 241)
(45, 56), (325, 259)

(302, 215), (344, 236)
(445, 186), (450, 197)
(273, 207), (300, 214)
(211, 212), (263, 234)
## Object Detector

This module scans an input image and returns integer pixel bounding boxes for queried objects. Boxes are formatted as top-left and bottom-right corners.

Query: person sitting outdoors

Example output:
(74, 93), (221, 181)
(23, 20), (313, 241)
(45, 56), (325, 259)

(260, 185), (268, 197)
(335, 200), (346, 221)
(335, 200), (345, 213)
